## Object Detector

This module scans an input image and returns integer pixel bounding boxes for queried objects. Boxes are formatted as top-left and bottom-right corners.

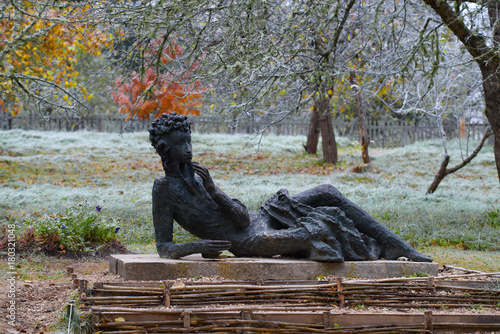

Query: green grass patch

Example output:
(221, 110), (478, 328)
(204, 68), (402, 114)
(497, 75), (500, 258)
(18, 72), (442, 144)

(0, 253), (70, 281)
(423, 246), (500, 272)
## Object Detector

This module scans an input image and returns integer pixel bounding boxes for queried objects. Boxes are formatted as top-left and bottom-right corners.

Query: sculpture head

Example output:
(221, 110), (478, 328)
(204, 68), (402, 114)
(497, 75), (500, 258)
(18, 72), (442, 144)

(149, 113), (193, 167)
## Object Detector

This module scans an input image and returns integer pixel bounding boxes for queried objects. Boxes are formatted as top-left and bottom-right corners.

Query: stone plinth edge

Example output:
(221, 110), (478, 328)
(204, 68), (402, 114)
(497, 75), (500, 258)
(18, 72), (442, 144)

(109, 254), (438, 281)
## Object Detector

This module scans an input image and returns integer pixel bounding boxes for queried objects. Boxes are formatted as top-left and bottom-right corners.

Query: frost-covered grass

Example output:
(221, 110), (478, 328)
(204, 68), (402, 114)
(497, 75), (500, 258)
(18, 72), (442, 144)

(1, 129), (499, 269)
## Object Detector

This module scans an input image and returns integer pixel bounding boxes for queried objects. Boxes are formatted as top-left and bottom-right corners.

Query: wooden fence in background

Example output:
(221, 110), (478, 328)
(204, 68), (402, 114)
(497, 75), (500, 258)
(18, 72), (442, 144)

(0, 112), (492, 148)
(0, 112), (151, 133)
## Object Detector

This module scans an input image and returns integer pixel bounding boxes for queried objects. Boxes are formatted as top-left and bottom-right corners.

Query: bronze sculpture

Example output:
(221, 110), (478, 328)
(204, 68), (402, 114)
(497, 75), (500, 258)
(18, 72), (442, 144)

(149, 113), (432, 262)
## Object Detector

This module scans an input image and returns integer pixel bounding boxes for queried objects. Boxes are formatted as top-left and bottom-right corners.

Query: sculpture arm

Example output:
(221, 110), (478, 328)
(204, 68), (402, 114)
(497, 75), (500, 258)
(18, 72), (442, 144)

(152, 178), (232, 258)
(210, 186), (251, 228)
(157, 239), (232, 259)
(194, 164), (251, 228)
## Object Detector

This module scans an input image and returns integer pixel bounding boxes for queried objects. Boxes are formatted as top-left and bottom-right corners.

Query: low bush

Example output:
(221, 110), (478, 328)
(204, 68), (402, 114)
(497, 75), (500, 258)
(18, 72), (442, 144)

(1, 201), (124, 256)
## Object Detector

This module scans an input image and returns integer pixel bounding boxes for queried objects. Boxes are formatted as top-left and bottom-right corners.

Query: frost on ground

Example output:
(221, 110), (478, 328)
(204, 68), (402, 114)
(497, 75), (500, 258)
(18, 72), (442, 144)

(0, 129), (499, 266)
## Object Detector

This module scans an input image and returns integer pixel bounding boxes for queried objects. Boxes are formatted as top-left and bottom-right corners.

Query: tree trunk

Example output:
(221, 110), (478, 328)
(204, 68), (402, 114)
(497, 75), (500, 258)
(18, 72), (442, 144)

(319, 111), (338, 164)
(304, 108), (320, 155)
(349, 71), (370, 164)
(480, 68), (500, 184)
(426, 155), (450, 194)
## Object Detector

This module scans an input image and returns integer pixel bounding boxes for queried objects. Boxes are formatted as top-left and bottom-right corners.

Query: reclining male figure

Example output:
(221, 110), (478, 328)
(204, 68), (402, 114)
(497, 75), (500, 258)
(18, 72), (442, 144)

(149, 113), (432, 263)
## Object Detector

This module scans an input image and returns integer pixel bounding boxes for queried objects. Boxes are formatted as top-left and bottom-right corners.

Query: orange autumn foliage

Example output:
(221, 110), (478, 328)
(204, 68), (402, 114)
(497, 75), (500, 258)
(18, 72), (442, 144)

(112, 42), (202, 121)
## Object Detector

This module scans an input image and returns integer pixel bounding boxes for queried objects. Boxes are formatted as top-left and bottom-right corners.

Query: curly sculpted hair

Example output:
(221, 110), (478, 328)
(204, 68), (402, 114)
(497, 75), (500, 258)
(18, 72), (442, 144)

(148, 113), (192, 150)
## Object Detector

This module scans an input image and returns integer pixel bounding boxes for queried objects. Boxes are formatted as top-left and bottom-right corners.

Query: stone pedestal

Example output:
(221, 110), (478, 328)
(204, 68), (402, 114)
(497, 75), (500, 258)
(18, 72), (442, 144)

(109, 254), (439, 281)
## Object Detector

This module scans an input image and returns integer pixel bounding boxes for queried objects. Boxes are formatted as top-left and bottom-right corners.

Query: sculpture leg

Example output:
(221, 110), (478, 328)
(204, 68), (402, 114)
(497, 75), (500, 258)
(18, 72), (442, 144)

(231, 226), (308, 257)
(292, 184), (432, 262)
(230, 225), (342, 262)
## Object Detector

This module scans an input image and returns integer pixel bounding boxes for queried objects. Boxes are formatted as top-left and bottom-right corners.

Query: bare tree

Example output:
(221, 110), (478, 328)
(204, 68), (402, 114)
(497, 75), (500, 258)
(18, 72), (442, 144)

(427, 126), (493, 194)
(98, 0), (390, 164)
(419, 0), (500, 183)
(364, 0), (497, 189)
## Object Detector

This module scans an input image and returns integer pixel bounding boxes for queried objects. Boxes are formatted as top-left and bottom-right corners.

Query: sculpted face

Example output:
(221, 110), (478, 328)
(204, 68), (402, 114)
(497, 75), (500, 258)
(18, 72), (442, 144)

(158, 130), (193, 164)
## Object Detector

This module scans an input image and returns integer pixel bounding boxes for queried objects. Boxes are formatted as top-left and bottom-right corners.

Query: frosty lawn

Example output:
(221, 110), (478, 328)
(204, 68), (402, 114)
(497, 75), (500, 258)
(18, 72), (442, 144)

(0, 129), (498, 271)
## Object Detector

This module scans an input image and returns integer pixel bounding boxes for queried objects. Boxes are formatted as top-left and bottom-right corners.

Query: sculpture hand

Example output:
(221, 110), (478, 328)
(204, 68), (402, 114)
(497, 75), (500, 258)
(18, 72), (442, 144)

(198, 239), (232, 258)
(193, 164), (216, 193)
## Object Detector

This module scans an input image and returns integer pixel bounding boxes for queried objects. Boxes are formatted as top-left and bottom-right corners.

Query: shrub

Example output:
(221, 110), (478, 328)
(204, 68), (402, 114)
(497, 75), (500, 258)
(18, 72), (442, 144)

(2, 201), (122, 255)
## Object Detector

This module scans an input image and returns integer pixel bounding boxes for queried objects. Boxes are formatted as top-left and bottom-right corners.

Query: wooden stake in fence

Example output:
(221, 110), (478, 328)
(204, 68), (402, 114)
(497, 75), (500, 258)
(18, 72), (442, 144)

(79, 279), (88, 295)
(323, 311), (331, 329)
(163, 281), (171, 307)
(459, 116), (467, 139)
(241, 310), (252, 334)
(424, 310), (433, 333)
(427, 276), (436, 294)
(337, 278), (345, 308)
(71, 273), (78, 289)
(182, 311), (191, 328)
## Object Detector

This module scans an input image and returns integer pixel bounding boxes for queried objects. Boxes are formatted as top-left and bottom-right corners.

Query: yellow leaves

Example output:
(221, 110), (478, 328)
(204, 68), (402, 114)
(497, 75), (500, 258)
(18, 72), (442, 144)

(0, 4), (108, 113)
(328, 90), (333, 95)
(62, 95), (73, 105)
(233, 93), (237, 98)
(210, 104), (214, 109)
(310, 105), (314, 110)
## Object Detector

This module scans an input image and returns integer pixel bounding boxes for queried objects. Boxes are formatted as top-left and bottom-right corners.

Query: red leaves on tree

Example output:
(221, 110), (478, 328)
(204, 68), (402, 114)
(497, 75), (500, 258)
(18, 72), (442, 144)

(112, 41), (202, 121)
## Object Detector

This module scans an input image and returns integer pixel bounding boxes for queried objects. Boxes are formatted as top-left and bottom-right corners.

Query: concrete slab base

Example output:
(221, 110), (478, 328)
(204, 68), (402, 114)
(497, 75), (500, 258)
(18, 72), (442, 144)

(109, 254), (439, 281)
